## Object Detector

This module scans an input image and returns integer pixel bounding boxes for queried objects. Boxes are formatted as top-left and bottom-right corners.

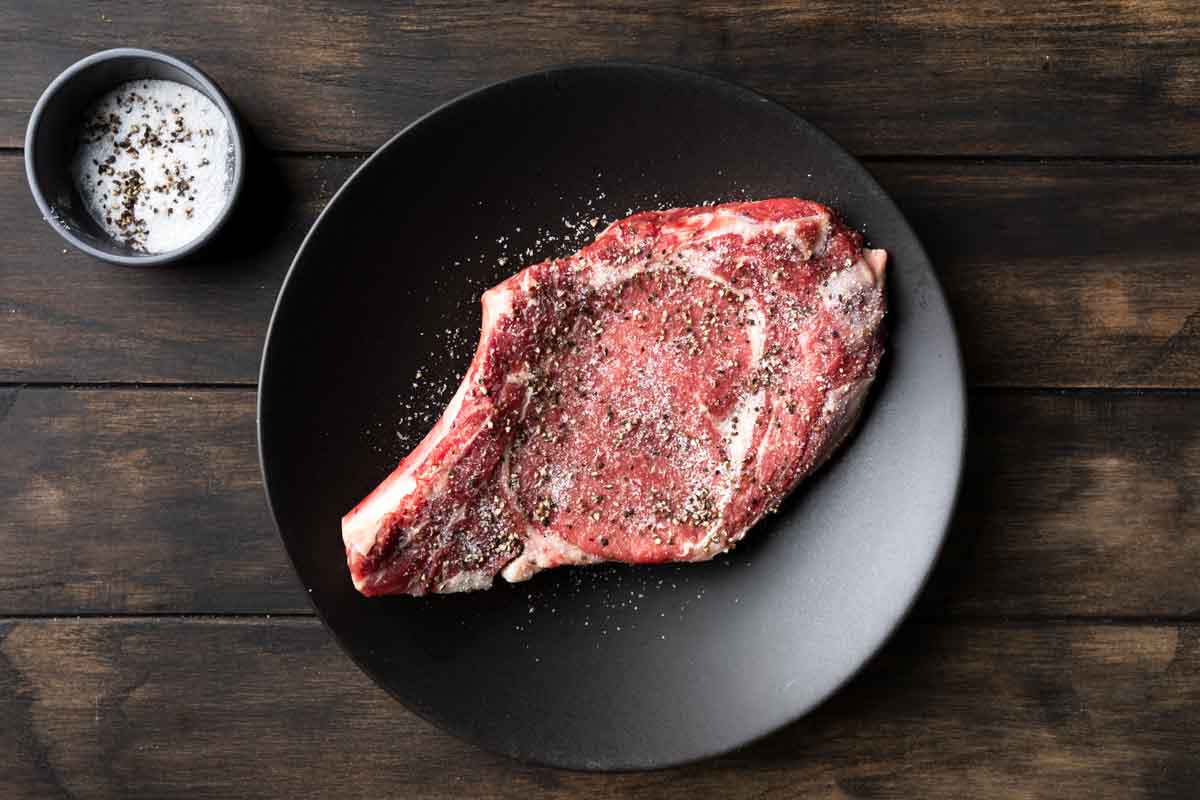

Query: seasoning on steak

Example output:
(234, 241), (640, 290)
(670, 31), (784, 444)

(343, 199), (887, 596)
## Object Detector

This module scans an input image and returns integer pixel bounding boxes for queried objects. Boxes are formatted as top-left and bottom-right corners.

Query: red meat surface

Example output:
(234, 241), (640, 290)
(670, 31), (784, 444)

(343, 199), (887, 596)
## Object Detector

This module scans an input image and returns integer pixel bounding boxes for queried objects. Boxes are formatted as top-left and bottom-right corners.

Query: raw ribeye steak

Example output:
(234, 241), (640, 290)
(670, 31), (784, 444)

(343, 199), (887, 596)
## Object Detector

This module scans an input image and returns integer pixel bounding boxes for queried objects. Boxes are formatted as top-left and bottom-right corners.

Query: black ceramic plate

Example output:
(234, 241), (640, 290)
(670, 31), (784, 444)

(259, 64), (964, 770)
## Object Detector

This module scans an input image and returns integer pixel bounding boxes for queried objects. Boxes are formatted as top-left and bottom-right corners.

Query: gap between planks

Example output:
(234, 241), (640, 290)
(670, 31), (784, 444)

(5, 146), (1200, 165)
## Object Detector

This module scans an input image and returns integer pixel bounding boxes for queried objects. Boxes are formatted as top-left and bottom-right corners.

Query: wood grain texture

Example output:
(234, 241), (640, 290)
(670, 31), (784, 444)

(0, 154), (356, 385)
(873, 161), (1200, 389)
(0, 388), (298, 614)
(3, 156), (1199, 387)
(928, 391), (1200, 618)
(1, 617), (1197, 798)
(2, 388), (1196, 616)
(4, 1), (1200, 156)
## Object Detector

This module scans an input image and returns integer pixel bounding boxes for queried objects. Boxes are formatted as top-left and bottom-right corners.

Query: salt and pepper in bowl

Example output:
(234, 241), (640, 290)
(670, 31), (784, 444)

(25, 48), (245, 266)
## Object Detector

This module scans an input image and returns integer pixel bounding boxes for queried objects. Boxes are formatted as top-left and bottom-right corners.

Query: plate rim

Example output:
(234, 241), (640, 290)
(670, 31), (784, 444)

(257, 61), (967, 771)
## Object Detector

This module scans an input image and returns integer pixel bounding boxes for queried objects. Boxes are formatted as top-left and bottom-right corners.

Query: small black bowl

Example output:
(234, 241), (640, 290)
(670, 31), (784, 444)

(24, 48), (245, 266)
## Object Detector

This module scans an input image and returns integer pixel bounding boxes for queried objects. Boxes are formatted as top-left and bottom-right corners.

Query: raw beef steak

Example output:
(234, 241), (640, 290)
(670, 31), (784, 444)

(343, 199), (887, 596)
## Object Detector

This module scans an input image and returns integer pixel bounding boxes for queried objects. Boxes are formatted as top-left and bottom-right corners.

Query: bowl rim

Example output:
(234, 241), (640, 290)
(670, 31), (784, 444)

(23, 47), (246, 267)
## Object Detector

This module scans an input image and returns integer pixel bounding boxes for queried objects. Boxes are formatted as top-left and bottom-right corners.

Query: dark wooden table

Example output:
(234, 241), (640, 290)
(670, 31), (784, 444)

(3, 3), (1198, 797)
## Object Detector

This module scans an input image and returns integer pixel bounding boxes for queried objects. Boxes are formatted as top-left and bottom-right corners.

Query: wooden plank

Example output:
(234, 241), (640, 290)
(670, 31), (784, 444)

(928, 390), (1200, 618)
(0, 155), (356, 385)
(2, 388), (1197, 617)
(872, 161), (1200, 389)
(4, 157), (1200, 387)
(5, 2), (1200, 157)
(0, 388), (299, 614)
(1, 617), (1196, 798)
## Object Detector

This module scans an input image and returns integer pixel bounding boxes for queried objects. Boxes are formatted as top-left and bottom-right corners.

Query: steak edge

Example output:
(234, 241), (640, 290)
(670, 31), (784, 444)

(343, 199), (886, 596)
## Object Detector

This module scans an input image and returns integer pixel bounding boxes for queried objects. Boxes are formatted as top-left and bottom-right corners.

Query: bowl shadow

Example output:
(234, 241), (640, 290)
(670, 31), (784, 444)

(188, 124), (288, 271)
